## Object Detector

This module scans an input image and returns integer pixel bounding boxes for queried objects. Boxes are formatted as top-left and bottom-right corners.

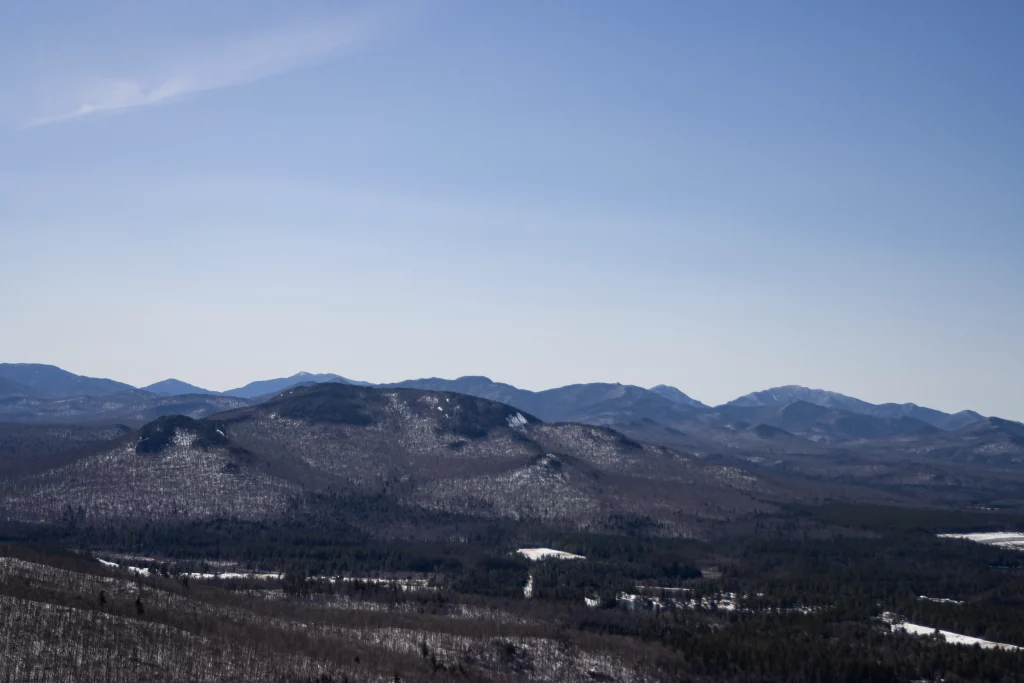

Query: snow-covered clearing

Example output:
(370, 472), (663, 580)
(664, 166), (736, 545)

(890, 619), (1021, 651)
(518, 548), (585, 561)
(937, 532), (1024, 550)
(506, 412), (528, 428)
(97, 558), (152, 576)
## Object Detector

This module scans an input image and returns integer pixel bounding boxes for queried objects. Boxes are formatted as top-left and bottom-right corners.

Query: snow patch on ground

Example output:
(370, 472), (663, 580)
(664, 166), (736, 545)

(517, 548), (585, 561)
(172, 429), (197, 447)
(184, 572), (284, 581)
(619, 588), (818, 614)
(97, 561), (432, 590)
(327, 576), (433, 591)
(620, 591), (740, 612)
(938, 531), (1024, 550)
(96, 558), (150, 576)
(919, 595), (964, 605)
(506, 412), (528, 429)
(889, 618), (1022, 651)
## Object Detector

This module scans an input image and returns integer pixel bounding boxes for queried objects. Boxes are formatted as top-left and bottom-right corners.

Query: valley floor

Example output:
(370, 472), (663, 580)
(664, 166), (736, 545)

(3, 503), (1024, 681)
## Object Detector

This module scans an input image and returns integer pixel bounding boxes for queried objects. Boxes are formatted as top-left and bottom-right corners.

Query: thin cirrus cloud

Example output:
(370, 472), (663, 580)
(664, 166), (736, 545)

(26, 15), (377, 128)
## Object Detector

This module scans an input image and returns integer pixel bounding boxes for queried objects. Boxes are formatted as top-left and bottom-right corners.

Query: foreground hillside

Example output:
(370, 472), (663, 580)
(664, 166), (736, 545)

(3, 501), (1024, 682)
(0, 547), (668, 683)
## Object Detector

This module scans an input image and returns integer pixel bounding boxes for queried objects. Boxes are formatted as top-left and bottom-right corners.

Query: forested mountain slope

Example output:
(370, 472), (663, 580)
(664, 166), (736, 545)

(0, 384), (786, 535)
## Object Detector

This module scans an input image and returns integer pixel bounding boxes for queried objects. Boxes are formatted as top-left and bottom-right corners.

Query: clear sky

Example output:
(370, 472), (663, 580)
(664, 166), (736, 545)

(1, 1), (1022, 418)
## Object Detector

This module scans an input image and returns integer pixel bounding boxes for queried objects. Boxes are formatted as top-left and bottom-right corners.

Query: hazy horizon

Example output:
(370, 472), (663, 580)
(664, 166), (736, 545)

(2, 1), (1022, 420)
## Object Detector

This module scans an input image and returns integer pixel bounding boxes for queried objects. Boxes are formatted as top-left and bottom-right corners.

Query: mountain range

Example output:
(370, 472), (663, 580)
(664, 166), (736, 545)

(0, 363), (987, 427)
(142, 378), (215, 396)
(0, 363), (136, 399)
(0, 383), (789, 535)
(2, 363), (1021, 474)
(1, 364), (1023, 536)
(727, 385), (982, 431)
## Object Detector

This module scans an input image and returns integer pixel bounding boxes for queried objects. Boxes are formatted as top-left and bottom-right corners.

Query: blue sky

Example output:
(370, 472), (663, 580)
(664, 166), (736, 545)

(1, 1), (1022, 418)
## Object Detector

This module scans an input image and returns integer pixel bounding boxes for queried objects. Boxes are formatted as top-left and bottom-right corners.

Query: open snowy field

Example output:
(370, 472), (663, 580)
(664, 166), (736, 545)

(891, 620), (1022, 651)
(937, 532), (1024, 550)
(517, 548), (586, 561)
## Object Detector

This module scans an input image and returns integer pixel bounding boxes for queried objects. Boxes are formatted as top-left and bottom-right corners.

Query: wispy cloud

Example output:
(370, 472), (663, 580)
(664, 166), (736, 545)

(26, 14), (377, 127)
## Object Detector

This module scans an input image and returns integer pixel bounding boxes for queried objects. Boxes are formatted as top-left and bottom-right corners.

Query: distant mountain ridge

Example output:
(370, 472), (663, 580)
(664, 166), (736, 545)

(0, 364), (997, 445)
(222, 372), (371, 399)
(0, 392), (251, 425)
(704, 400), (942, 443)
(726, 385), (982, 431)
(0, 363), (137, 399)
(2, 365), (1024, 513)
(386, 378), (708, 429)
(649, 385), (709, 409)
(142, 379), (217, 396)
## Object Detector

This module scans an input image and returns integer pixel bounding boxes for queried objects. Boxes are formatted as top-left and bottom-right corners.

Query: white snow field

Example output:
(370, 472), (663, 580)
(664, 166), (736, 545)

(506, 412), (529, 428)
(937, 532), (1024, 550)
(891, 621), (1022, 651)
(517, 548), (586, 561)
